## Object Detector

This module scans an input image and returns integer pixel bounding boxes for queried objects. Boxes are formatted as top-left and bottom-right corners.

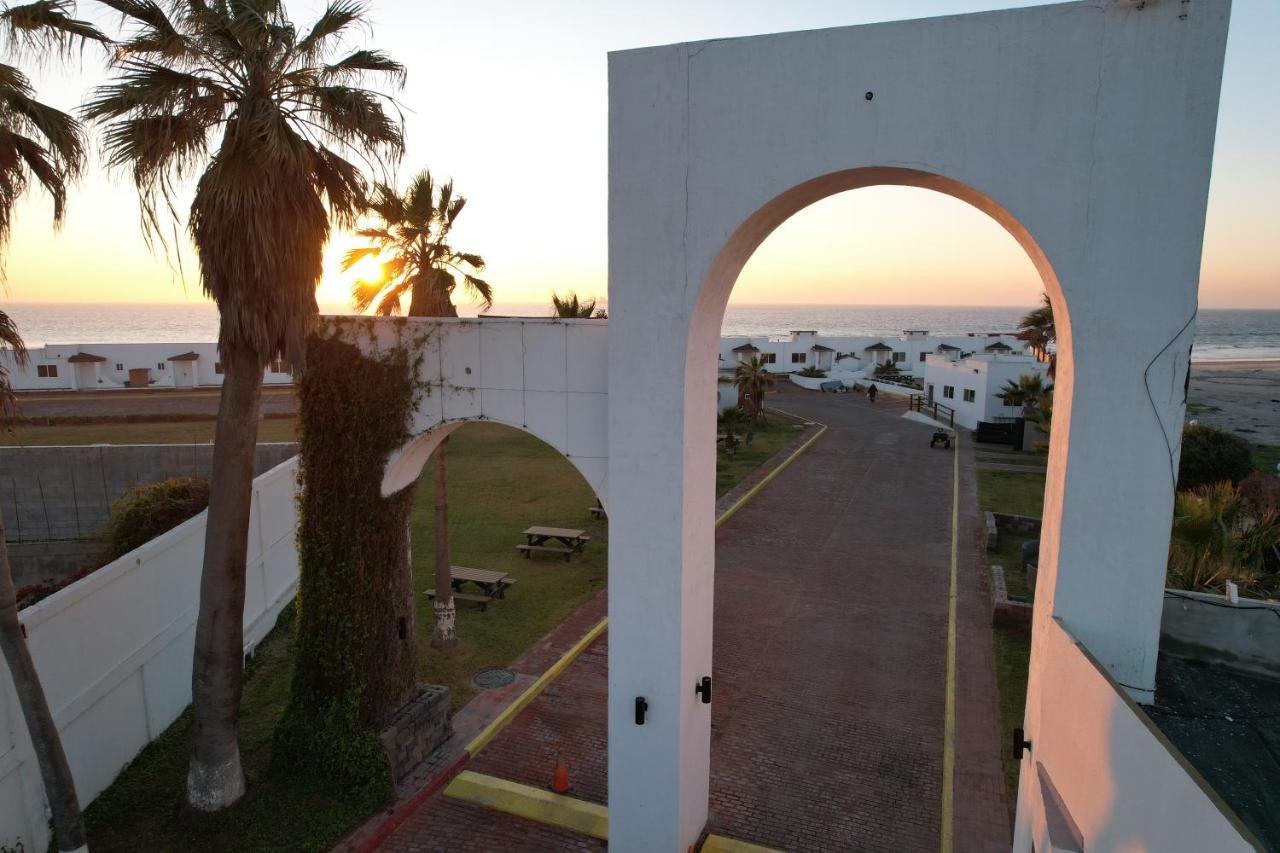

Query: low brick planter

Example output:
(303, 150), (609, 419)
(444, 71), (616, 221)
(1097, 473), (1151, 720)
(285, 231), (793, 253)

(990, 565), (1032, 627)
(380, 684), (452, 786)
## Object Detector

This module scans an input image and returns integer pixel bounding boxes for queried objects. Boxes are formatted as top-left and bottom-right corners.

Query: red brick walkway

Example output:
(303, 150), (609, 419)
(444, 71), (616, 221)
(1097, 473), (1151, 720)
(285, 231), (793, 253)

(376, 384), (1009, 852)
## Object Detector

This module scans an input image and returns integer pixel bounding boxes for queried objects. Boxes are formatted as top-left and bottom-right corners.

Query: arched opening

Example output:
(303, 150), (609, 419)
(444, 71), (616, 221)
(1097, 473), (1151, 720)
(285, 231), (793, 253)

(387, 421), (609, 709)
(687, 167), (1070, 849)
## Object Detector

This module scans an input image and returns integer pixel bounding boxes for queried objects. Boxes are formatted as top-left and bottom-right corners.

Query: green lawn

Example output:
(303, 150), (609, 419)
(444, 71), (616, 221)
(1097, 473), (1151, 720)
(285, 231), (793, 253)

(83, 418), (791, 851)
(991, 624), (1032, 824)
(976, 469), (1046, 518)
(1, 417), (297, 445)
(990, 534), (1034, 601)
(715, 408), (807, 497)
(410, 424), (607, 710)
(975, 466), (1044, 823)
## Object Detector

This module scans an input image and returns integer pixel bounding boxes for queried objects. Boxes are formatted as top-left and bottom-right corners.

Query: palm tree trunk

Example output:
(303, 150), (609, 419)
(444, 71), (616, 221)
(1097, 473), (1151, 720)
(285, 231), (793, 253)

(0, 516), (86, 852)
(186, 345), (263, 811)
(430, 438), (456, 649)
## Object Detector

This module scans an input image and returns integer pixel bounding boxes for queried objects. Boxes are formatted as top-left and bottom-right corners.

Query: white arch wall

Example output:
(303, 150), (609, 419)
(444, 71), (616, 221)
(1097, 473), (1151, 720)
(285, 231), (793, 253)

(608, 2), (1231, 850)
(332, 316), (609, 500)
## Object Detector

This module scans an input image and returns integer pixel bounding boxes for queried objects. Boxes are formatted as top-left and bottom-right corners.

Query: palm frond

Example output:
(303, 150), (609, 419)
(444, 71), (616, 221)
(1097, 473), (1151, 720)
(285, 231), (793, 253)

(321, 49), (404, 85)
(296, 0), (363, 56)
(1, 0), (109, 57)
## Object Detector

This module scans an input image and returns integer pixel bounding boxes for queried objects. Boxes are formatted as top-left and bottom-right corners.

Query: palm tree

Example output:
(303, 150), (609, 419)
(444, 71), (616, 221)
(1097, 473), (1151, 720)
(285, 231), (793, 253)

(344, 170), (490, 650)
(0, 5), (104, 849)
(1017, 293), (1056, 376)
(998, 373), (1052, 416)
(86, 0), (404, 811)
(347, 171), (491, 317)
(718, 406), (743, 458)
(1, 313), (89, 853)
(1168, 481), (1280, 594)
(551, 291), (604, 318)
(734, 354), (774, 431)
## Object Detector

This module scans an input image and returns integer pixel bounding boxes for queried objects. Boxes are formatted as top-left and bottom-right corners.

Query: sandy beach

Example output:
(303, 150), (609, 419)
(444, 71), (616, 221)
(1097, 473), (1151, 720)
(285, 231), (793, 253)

(1188, 360), (1280, 446)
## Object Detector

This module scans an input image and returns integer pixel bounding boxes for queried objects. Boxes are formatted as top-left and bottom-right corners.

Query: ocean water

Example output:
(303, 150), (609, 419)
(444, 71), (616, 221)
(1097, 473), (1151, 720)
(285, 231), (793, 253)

(6, 302), (1279, 361)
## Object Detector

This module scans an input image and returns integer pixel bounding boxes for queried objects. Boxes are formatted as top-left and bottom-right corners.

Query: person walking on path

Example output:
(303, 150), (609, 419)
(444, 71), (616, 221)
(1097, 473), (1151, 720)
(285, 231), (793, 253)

(867, 383), (878, 403)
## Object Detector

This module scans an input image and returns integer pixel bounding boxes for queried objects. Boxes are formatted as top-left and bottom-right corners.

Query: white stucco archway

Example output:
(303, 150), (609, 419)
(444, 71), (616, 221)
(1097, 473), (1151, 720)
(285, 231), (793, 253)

(338, 316), (609, 503)
(606, 3), (1231, 851)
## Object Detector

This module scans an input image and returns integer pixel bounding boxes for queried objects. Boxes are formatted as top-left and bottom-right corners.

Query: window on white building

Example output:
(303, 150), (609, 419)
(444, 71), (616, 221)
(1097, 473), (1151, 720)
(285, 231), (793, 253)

(791, 352), (806, 364)
(764, 353), (776, 364)
(919, 352), (927, 362)
(156, 362), (165, 371)
(115, 362), (123, 371)
(893, 351), (906, 362)
(37, 364), (58, 378)
(943, 385), (954, 399)
(963, 389), (976, 402)
(214, 362), (224, 374)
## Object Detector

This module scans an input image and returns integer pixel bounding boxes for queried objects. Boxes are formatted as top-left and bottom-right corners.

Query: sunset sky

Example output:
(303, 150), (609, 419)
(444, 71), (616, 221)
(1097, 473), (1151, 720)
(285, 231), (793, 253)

(3, 0), (1277, 311)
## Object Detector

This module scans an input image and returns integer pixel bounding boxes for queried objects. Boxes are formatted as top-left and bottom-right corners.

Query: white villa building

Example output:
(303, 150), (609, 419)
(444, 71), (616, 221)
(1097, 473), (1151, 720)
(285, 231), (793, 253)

(922, 351), (1049, 430)
(0, 341), (296, 391)
(719, 328), (1030, 376)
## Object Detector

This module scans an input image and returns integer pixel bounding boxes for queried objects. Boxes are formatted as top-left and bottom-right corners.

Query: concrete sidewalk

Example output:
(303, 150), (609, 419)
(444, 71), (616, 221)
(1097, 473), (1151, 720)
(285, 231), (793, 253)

(378, 384), (1009, 851)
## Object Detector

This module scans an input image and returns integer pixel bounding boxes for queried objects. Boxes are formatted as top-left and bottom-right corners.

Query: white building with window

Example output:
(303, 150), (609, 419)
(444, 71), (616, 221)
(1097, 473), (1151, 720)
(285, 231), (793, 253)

(718, 329), (1029, 380)
(0, 342), (296, 391)
(922, 351), (1049, 429)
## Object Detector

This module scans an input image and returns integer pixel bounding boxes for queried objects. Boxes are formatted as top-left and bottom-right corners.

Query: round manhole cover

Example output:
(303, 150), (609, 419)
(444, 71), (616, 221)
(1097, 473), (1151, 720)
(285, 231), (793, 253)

(472, 667), (516, 689)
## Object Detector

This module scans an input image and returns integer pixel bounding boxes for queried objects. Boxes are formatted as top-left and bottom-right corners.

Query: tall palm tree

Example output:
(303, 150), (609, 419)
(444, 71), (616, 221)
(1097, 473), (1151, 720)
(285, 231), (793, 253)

(734, 354), (774, 431)
(551, 290), (602, 318)
(0, 315), (89, 853)
(1017, 293), (1056, 376)
(0, 5), (104, 849)
(344, 170), (490, 650)
(86, 0), (404, 811)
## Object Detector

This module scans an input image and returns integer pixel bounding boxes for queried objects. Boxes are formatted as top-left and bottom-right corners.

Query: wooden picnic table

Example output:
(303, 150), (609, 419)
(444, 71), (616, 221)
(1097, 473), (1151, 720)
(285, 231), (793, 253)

(425, 565), (517, 611)
(518, 525), (591, 561)
(450, 565), (515, 598)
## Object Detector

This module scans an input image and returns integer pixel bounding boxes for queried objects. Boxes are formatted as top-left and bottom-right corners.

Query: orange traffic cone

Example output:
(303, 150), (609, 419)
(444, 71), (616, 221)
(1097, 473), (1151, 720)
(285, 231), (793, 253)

(550, 752), (572, 794)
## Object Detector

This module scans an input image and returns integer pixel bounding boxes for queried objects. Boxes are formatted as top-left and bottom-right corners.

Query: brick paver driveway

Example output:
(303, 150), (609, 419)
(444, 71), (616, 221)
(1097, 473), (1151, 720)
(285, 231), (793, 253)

(377, 384), (1009, 852)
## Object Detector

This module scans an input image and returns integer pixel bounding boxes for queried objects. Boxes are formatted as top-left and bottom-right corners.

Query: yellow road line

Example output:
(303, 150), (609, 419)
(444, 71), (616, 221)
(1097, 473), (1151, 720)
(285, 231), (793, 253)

(443, 771), (609, 840)
(464, 617), (608, 755)
(940, 433), (960, 853)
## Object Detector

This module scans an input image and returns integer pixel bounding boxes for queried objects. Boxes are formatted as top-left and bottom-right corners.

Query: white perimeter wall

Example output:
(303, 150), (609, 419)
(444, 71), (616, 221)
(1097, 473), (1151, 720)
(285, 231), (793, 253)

(0, 457), (299, 853)
(1019, 619), (1257, 852)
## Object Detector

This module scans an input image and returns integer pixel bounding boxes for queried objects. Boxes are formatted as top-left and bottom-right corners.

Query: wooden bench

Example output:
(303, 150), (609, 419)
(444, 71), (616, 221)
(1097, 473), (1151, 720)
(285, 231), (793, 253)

(589, 504), (607, 519)
(425, 589), (493, 611)
(516, 543), (575, 562)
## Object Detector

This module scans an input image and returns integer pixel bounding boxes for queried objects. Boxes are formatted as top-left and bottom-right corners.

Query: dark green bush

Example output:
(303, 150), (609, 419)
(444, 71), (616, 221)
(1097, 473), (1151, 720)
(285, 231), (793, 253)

(103, 477), (210, 561)
(1178, 424), (1253, 491)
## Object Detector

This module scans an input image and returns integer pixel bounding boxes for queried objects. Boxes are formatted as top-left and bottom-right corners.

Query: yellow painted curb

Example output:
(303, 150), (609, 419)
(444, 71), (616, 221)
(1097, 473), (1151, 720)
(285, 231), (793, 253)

(444, 770), (609, 840)
(940, 432), (960, 853)
(715, 418), (828, 529)
(702, 833), (784, 852)
(465, 616), (608, 755)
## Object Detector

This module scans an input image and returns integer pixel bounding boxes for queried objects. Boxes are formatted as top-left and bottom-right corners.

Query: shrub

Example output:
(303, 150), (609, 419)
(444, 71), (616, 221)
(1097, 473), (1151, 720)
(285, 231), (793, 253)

(796, 365), (826, 378)
(103, 477), (210, 561)
(872, 361), (899, 378)
(1177, 424), (1253, 491)
(1240, 471), (1280, 516)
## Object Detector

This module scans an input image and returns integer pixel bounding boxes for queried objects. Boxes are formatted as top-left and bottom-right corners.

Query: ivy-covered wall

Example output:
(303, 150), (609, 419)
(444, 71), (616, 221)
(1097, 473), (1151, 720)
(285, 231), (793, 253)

(276, 326), (421, 787)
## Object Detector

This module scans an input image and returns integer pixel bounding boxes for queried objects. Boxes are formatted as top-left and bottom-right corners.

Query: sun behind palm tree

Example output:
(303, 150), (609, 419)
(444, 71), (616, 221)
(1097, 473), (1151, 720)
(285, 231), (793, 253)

(345, 171), (492, 316)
